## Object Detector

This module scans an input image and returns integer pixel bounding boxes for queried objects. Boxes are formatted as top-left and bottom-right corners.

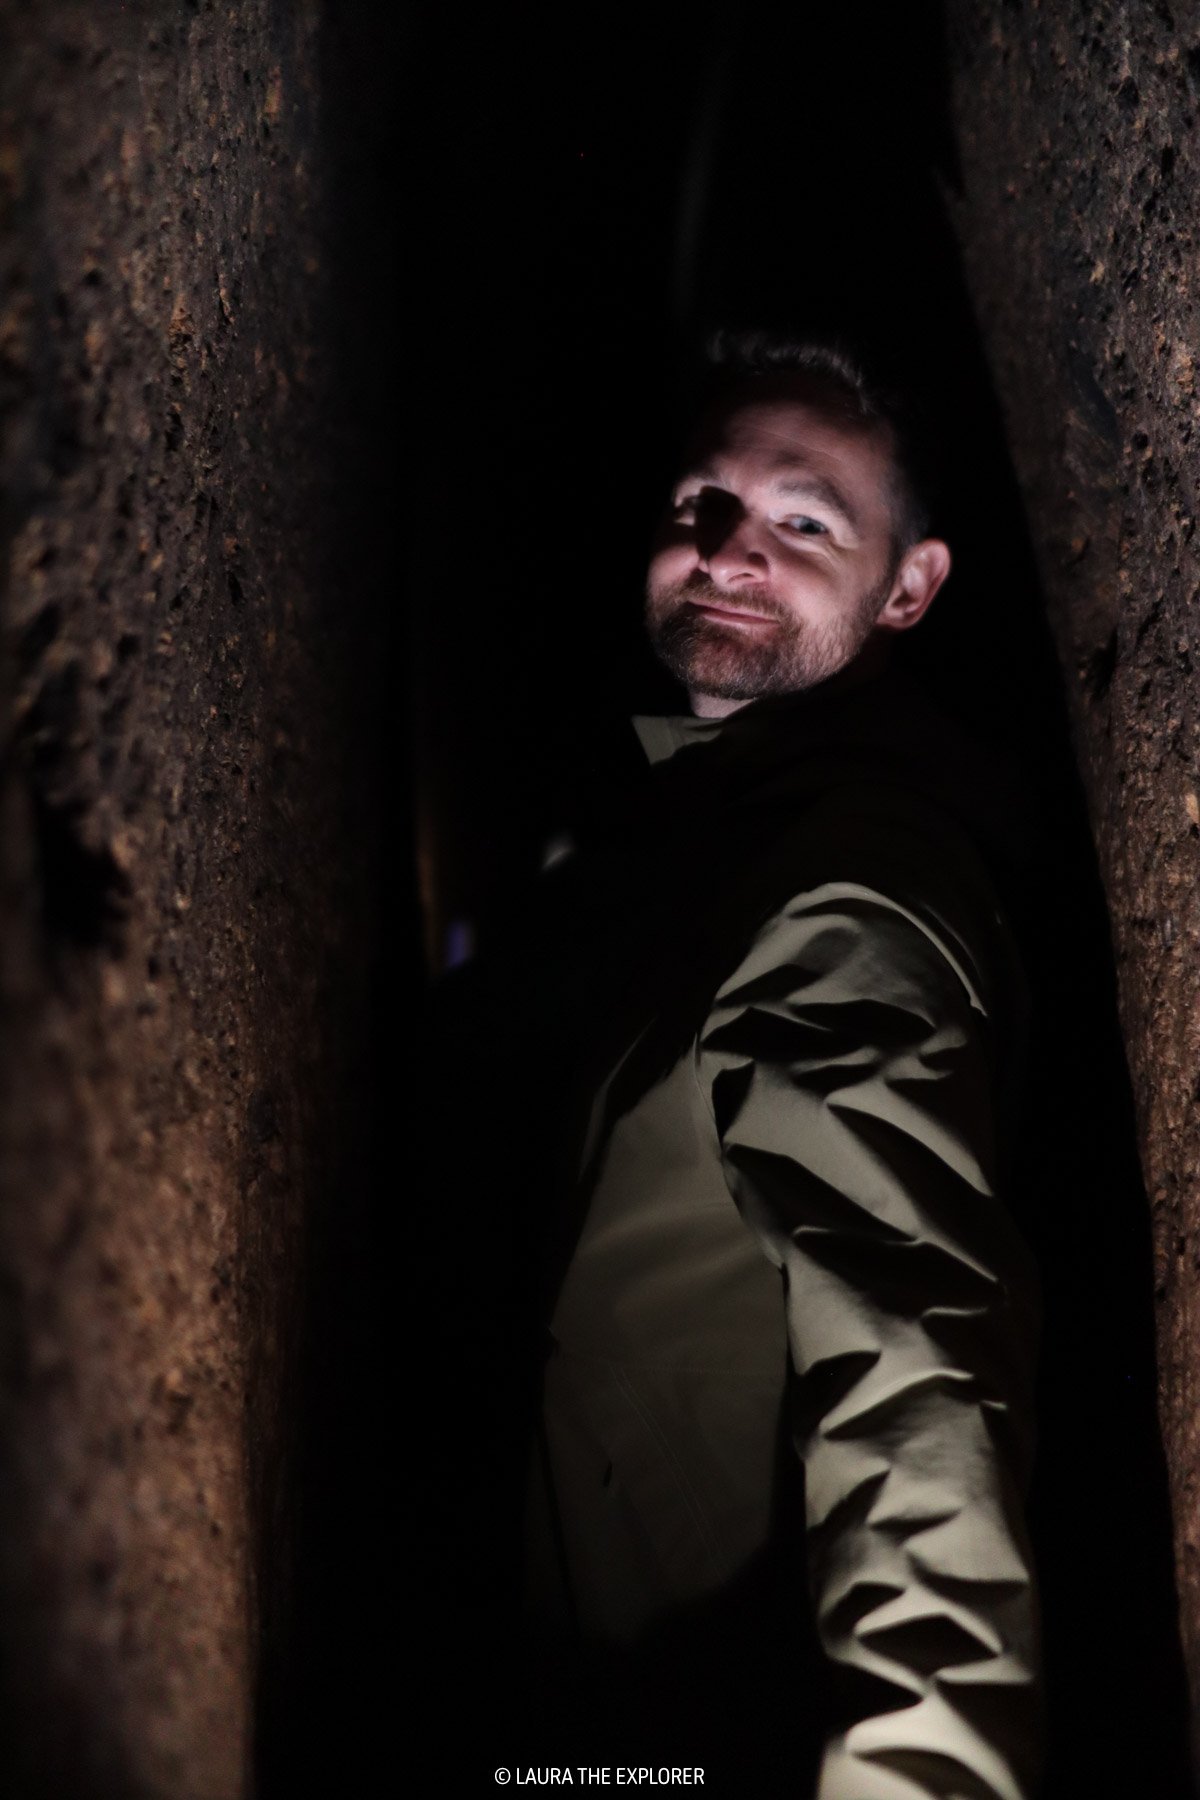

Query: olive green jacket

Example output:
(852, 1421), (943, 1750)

(525, 682), (1042, 1799)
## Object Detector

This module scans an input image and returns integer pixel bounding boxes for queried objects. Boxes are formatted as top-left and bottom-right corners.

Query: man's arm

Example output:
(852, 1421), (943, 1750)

(696, 879), (1041, 1800)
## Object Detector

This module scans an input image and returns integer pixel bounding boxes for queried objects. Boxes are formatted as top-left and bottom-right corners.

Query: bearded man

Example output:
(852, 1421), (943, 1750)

(429, 333), (1042, 1800)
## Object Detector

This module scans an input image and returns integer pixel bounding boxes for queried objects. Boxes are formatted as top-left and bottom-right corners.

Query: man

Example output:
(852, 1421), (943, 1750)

(432, 334), (1042, 1798)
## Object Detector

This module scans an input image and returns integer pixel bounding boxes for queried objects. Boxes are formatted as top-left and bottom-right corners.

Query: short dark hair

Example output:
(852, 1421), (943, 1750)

(697, 327), (934, 549)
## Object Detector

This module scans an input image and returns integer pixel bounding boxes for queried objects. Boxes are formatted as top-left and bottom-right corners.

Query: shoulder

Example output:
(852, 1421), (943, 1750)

(708, 878), (987, 1027)
(696, 885), (999, 1148)
(720, 782), (1022, 1034)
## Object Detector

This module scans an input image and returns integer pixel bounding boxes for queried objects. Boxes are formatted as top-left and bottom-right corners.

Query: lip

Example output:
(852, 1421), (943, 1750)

(686, 600), (776, 626)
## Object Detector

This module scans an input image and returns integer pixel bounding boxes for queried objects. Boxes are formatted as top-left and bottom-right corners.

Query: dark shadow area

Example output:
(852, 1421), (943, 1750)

(405, 2), (1190, 1794)
(251, 5), (411, 1796)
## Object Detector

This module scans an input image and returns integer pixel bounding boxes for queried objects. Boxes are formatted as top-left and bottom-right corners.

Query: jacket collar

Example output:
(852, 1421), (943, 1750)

(630, 666), (904, 773)
(626, 667), (1029, 893)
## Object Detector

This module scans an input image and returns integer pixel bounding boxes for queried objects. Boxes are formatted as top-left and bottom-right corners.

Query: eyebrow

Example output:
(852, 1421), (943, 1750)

(681, 466), (861, 534)
(773, 472), (861, 532)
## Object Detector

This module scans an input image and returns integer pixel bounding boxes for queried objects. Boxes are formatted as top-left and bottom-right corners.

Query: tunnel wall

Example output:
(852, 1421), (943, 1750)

(947, 0), (1200, 1726)
(0, 4), (378, 1795)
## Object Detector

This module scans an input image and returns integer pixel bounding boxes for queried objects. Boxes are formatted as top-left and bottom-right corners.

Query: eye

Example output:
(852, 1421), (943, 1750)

(782, 515), (829, 537)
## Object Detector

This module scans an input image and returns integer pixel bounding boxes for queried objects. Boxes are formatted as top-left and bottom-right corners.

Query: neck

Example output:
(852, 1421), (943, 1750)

(689, 692), (748, 719)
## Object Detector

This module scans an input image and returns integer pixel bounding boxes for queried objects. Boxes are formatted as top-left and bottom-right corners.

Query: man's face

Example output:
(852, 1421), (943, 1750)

(645, 382), (928, 716)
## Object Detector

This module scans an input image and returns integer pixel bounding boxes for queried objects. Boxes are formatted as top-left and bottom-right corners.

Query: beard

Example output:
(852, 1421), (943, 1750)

(644, 571), (892, 702)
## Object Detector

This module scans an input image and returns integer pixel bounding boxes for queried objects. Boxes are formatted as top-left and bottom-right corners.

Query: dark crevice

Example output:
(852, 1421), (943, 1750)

(30, 789), (130, 953)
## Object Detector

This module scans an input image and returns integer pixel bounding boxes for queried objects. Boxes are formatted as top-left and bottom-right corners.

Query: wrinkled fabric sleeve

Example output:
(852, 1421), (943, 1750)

(695, 880), (1041, 1800)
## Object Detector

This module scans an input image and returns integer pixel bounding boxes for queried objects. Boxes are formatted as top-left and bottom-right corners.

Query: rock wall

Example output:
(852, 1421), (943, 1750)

(947, 0), (1200, 1735)
(0, 4), (384, 1795)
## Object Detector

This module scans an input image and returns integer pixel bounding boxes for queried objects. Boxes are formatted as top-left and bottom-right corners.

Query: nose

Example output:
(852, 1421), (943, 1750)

(695, 498), (767, 587)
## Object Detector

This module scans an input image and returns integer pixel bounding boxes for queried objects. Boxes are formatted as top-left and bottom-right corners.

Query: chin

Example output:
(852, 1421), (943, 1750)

(657, 621), (764, 692)
(680, 652), (767, 701)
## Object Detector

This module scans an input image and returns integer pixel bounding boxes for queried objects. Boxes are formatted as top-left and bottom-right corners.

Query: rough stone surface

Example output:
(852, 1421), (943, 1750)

(948, 0), (1200, 1734)
(0, 4), (376, 1795)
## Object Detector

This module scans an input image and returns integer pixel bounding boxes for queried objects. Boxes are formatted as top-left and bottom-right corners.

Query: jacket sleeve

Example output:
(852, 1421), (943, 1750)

(694, 879), (1041, 1800)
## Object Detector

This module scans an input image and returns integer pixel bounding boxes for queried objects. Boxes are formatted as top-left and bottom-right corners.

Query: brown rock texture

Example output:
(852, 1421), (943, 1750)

(0, 4), (383, 1796)
(947, 0), (1200, 1729)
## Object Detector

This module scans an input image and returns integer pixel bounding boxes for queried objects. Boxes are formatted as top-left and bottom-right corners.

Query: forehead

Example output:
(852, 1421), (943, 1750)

(682, 383), (896, 512)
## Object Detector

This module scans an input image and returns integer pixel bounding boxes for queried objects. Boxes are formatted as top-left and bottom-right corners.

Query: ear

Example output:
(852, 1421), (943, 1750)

(875, 538), (952, 634)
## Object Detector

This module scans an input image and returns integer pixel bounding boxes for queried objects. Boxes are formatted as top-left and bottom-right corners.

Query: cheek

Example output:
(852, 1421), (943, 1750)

(646, 542), (693, 590)
(774, 563), (836, 614)
(783, 558), (857, 607)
